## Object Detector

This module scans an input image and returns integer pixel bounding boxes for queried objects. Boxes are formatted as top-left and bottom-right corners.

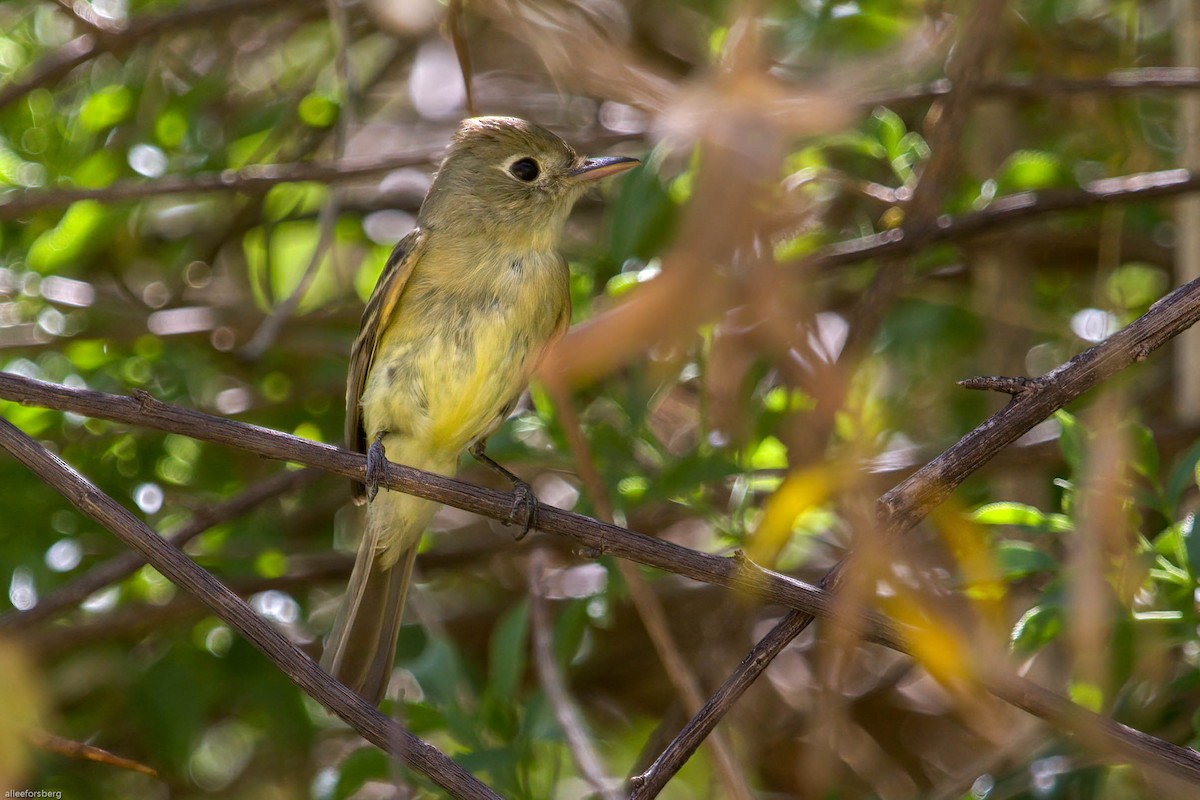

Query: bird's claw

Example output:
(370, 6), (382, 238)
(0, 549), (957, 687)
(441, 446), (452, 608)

(365, 434), (388, 502)
(509, 479), (538, 540)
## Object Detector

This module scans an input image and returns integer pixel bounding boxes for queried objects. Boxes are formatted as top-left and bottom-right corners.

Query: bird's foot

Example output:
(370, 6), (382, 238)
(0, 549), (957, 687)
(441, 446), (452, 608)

(470, 441), (539, 540)
(507, 478), (538, 541)
(365, 432), (388, 502)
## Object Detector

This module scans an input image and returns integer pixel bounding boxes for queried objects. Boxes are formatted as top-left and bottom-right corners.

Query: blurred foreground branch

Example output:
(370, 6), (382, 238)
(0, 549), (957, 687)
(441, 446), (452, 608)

(629, 274), (1200, 797)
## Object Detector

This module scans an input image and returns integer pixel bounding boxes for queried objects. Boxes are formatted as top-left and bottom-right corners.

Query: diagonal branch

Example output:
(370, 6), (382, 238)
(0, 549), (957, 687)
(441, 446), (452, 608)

(0, 418), (500, 800)
(627, 275), (1200, 795)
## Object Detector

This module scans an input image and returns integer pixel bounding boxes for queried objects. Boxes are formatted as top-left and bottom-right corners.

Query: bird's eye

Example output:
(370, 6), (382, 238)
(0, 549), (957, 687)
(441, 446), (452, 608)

(509, 157), (540, 182)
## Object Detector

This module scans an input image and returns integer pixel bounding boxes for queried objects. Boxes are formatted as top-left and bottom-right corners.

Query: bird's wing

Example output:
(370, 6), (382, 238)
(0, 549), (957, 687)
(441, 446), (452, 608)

(345, 228), (427, 501)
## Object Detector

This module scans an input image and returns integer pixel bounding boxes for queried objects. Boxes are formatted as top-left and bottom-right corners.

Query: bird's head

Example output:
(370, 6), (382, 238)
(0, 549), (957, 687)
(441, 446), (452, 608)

(419, 116), (639, 248)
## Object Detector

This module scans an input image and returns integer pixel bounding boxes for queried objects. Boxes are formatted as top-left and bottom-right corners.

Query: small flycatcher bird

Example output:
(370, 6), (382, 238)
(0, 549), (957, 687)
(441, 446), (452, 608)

(321, 116), (639, 704)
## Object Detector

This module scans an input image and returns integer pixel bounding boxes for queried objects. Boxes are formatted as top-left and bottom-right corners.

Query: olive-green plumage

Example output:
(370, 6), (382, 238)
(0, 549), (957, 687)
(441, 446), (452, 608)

(320, 117), (638, 705)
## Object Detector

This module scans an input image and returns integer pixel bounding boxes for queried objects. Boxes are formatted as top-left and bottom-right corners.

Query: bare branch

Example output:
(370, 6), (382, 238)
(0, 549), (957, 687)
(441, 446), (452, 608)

(957, 375), (1040, 396)
(0, 0), (322, 113)
(814, 168), (1200, 270)
(528, 550), (620, 800)
(869, 67), (1200, 109)
(28, 730), (157, 778)
(0, 152), (436, 220)
(0, 418), (500, 800)
(544, 380), (754, 800)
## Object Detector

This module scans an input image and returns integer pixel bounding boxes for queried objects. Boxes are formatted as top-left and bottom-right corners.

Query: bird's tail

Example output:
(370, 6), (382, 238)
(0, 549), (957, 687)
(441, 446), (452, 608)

(320, 485), (439, 705)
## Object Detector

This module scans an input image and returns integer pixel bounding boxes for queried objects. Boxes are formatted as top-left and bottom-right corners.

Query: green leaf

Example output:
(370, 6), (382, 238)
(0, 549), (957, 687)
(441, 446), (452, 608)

(488, 600), (530, 702)
(243, 220), (344, 312)
(406, 638), (479, 746)
(228, 129), (274, 168)
(747, 435), (788, 470)
(26, 200), (110, 273)
(996, 541), (1057, 580)
(1012, 603), (1063, 654)
(332, 747), (388, 800)
(870, 107), (906, 159)
(972, 502), (1047, 528)
(72, 150), (121, 188)
(1168, 440), (1200, 508)
(1069, 680), (1104, 712)
(1107, 263), (1168, 312)
(973, 503), (1071, 532)
(403, 701), (447, 735)
(263, 181), (328, 221)
(1056, 410), (1085, 475)
(997, 149), (1065, 192)
(298, 93), (339, 128)
(155, 107), (189, 148)
(552, 599), (591, 668)
(79, 85), (133, 131)
(1127, 421), (1158, 481)
(605, 148), (677, 266)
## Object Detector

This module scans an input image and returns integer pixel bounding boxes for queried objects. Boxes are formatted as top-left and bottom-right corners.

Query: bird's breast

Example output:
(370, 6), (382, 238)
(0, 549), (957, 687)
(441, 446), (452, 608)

(361, 248), (569, 457)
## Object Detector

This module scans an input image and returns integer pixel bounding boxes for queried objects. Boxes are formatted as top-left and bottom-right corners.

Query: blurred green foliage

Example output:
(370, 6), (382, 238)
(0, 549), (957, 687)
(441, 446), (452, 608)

(0, 0), (1198, 798)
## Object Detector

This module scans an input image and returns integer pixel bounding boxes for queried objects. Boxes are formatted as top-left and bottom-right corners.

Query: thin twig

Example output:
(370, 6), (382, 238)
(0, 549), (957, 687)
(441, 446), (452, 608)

(238, 192), (342, 360)
(868, 67), (1200, 109)
(957, 375), (1040, 396)
(628, 565), (843, 799)
(0, 418), (500, 800)
(528, 550), (620, 800)
(544, 379), (755, 800)
(0, 0), (320, 113)
(839, 0), (1005, 364)
(28, 730), (157, 778)
(813, 168), (1200, 270)
(0, 468), (322, 630)
(239, 0), (360, 361)
(0, 151), (437, 219)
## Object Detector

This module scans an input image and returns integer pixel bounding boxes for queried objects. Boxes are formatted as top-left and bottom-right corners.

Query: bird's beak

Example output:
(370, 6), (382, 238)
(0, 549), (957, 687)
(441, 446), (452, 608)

(566, 155), (641, 182)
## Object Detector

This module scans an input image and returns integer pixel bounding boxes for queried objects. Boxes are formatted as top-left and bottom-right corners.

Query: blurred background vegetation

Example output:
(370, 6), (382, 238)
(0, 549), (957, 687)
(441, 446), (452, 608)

(2, 0), (1200, 798)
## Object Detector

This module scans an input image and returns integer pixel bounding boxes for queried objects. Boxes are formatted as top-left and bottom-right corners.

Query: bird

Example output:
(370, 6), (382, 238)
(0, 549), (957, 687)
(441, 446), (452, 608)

(320, 116), (639, 705)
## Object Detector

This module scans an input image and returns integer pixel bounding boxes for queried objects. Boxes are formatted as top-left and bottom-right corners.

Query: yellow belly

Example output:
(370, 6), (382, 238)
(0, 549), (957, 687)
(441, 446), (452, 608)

(359, 248), (567, 463)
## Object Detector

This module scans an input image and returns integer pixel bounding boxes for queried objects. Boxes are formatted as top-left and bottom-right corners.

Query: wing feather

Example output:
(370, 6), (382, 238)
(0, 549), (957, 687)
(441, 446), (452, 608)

(345, 228), (426, 501)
